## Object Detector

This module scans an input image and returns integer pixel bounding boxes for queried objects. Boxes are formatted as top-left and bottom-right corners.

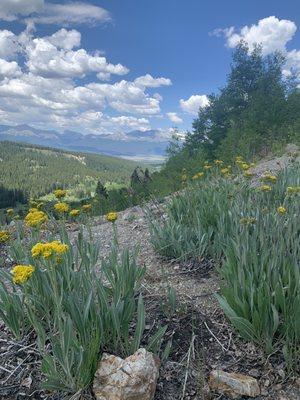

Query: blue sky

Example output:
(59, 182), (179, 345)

(0, 0), (299, 138)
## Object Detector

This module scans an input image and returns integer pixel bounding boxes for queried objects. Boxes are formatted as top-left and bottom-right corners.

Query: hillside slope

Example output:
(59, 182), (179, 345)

(0, 141), (140, 199)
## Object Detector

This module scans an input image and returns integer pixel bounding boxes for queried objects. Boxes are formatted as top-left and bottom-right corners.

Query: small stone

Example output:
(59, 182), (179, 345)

(93, 348), (160, 400)
(209, 370), (260, 399)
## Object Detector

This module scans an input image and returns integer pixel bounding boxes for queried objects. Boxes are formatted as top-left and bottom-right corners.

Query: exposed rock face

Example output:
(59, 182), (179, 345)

(209, 370), (260, 399)
(93, 348), (160, 400)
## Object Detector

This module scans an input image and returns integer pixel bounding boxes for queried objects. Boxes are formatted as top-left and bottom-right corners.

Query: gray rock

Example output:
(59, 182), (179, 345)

(209, 370), (260, 399)
(93, 348), (160, 400)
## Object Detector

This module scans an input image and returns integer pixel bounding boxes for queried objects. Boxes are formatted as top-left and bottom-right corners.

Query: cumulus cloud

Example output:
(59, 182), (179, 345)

(220, 16), (296, 55)
(134, 74), (172, 88)
(26, 34), (129, 79)
(180, 95), (209, 115)
(45, 28), (81, 50)
(0, 59), (22, 78)
(110, 116), (150, 131)
(0, 26), (171, 135)
(213, 16), (300, 80)
(283, 49), (300, 77)
(167, 112), (183, 124)
(0, 30), (20, 59)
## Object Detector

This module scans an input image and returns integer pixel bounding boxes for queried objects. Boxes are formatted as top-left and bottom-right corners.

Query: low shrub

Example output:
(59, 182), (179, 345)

(149, 160), (300, 369)
(0, 213), (166, 395)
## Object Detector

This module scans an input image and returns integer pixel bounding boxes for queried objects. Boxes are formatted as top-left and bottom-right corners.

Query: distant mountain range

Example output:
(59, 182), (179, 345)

(0, 124), (169, 161)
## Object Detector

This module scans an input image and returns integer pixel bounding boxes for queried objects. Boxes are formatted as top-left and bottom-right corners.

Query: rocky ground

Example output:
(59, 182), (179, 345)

(0, 144), (299, 399)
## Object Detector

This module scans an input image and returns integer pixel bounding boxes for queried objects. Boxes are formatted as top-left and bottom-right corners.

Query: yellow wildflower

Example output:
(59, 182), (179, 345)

(11, 265), (35, 284)
(25, 210), (48, 228)
(192, 172), (204, 180)
(0, 230), (10, 243)
(54, 202), (69, 213)
(6, 208), (14, 215)
(240, 217), (257, 225)
(244, 170), (254, 178)
(214, 159), (223, 165)
(286, 186), (300, 195)
(204, 165), (212, 170)
(70, 209), (80, 217)
(54, 189), (67, 199)
(261, 174), (277, 183)
(259, 185), (272, 192)
(181, 174), (187, 182)
(240, 163), (250, 170)
(106, 212), (118, 223)
(277, 206), (286, 215)
(82, 204), (92, 212)
(31, 240), (69, 261)
(220, 168), (230, 175)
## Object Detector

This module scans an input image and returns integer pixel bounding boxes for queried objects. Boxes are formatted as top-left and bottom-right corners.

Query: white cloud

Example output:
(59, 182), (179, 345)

(45, 28), (81, 50)
(25, 31), (129, 79)
(110, 116), (150, 131)
(283, 49), (300, 78)
(30, 2), (111, 26)
(0, 59), (22, 78)
(134, 74), (172, 88)
(217, 16), (296, 55)
(0, 0), (43, 21)
(180, 95), (209, 115)
(0, 25), (173, 136)
(214, 16), (300, 80)
(167, 112), (183, 124)
(0, 0), (110, 26)
(0, 30), (20, 59)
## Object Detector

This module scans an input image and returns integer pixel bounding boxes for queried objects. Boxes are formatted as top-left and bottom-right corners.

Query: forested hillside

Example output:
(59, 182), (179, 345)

(0, 141), (139, 207)
(157, 42), (300, 189)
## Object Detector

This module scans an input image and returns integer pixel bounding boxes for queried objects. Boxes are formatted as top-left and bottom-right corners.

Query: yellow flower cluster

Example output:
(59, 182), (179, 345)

(220, 167), (230, 176)
(214, 159), (223, 165)
(25, 210), (48, 228)
(54, 189), (67, 199)
(240, 217), (257, 225)
(244, 170), (254, 178)
(31, 240), (69, 260)
(82, 204), (92, 212)
(54, 202), (69, 213)
(261, 174), (277, 183)
(11, 265), (35, 284)
(181, 174), (187, 182)
(6, 208), (14, 215)
(286, 186), (300, 195)
(192, 172), (204, 180)
(0, 230), (10, 243)
(277, 206), (286, 215)
(70, 209), (80, 217)
(259, 185), (272, 192)
(106, 211), (118, 223)
(204, 164), (212, 170)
